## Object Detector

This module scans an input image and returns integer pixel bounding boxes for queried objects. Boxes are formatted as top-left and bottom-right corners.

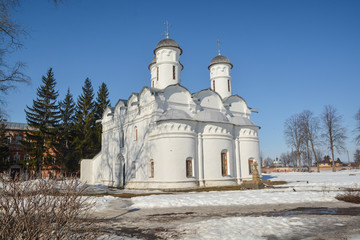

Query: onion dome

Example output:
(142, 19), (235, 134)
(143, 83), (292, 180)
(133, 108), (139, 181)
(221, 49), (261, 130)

(154, 38), (183, 55)
(208, 55), (233, 69)
(148, 56), (156, 70)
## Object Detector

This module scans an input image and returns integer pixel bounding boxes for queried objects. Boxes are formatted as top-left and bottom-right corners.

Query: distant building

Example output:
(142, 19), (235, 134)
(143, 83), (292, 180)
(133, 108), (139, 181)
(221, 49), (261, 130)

(3, 122), (30, 175)
(319, 158), (344, 167)
(2, 122), (61, 178)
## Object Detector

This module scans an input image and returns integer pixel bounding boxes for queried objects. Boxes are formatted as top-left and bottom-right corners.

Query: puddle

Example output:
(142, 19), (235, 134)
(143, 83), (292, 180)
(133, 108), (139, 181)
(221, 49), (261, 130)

(268, 207), (360, 217)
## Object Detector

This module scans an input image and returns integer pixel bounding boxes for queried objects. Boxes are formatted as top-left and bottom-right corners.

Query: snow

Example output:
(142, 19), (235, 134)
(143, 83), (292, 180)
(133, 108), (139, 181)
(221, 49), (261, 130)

(131, 169), (360, 209)
(86, 170), (360, 239)
(177, 216), (307, 240)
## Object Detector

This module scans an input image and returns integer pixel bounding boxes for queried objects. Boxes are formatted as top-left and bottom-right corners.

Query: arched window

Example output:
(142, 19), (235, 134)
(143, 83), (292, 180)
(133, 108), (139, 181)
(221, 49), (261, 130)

(157, 67), (159, 81)
(150, 160), (154, 178)
(134, 126), (138, 141)
(186, 158), (193, 177)
(221, 151), (228, 176)
(132, 162), (136, 178)
(121, 131), (124, 147)
(173, 65), (176, 80)
(212, 80), (216, 91)
(228, 79), (231, 92)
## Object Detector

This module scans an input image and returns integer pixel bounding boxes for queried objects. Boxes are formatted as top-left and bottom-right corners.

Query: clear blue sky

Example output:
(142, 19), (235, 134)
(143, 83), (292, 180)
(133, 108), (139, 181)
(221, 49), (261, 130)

(5, 0), (360, 162)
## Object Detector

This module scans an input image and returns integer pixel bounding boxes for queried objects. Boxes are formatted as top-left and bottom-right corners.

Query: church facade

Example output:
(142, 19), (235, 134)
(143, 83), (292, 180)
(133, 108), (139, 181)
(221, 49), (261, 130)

(80, 37), (261, 189)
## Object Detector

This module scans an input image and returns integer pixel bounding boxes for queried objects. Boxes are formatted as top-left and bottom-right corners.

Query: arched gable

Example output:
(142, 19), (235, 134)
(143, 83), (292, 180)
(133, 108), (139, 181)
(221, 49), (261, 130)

(114, 100), (127, 117)
(102, 107), (114, 121)
(224, 95), (251, 116)
(127, 93), (139, 111)
(139, 87), (156, 106)
(193, 89), (225, 111)
(163, 84), (194, 105)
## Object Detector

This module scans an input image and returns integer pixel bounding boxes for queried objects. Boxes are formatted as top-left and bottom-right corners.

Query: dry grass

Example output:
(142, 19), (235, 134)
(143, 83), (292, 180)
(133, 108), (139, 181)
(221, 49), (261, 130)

(336, 189), (360, 204)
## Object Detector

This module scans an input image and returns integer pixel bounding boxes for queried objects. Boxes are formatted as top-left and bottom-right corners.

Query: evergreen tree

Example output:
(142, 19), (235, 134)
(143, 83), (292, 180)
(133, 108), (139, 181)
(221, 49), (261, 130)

(57, 88), (77, 172)
(24, 68), (60, 171)
(73, 78), (97, 165)
(94, 82), (110, 153)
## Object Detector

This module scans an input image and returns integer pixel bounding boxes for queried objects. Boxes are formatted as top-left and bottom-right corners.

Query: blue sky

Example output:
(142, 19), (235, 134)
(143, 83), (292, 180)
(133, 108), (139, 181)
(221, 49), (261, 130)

(5, 0), (360, 161)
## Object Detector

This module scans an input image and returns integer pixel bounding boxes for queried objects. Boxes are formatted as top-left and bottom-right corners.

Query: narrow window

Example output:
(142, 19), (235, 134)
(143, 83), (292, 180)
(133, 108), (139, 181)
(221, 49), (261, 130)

(152, 81), (154, 87)
(15, 136), (22, 145)
(173, 65), (176, 80)
(221, 152), (228, 176)
(186, 159), (193, 177)
(6, 136), (11, 144)
(212, 80), (215, 91)
(134, 127), (138, 141)
(150, 161), (154, 178)
(121, 131), (124, 147)
(132, 162), (136, 178)
(248, 159), (254, 174)
(157, 67), (159, 81)
(228, 79), (231, 92)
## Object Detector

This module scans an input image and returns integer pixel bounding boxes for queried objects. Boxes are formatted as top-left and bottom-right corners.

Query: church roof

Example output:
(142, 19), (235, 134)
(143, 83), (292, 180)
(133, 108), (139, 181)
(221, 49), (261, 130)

(158, 109), (193, 121)
(195, 109), (228, 123)
(154, 38), (183, 55)
(208, 55), (233, 69)
(229, 116), (255, 126)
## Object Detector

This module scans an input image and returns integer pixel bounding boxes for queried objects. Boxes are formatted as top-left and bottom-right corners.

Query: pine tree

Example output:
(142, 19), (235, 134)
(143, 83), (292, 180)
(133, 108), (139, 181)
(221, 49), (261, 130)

(94, 82), (111, 153)
(73, 78), (97, 165)
(57, 88), (77, 172)
(24, 68), (60, 172)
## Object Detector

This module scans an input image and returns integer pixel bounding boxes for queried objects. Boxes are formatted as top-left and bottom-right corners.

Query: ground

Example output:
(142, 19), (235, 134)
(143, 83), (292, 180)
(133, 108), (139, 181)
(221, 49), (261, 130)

(86, 170), (360, 239)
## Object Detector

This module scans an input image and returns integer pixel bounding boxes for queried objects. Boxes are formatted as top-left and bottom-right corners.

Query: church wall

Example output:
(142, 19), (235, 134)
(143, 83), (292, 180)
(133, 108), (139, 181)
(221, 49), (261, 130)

(202, 134), (236, 186)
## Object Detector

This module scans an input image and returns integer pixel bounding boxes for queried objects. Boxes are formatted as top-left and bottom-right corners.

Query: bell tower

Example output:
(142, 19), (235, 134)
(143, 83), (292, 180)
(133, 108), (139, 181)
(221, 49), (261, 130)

(149, 21), (183, 89)
(208, 40), (233, 99)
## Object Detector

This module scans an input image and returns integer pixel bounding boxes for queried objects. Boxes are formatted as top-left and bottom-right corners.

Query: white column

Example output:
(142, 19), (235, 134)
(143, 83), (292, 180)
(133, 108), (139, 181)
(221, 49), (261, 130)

(197, 133), (205, 187)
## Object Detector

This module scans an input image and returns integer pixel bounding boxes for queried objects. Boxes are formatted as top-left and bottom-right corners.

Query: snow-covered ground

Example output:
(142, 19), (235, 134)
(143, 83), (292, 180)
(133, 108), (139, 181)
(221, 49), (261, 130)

(89, 169), (360, 239)
(90, 169), (360, 211)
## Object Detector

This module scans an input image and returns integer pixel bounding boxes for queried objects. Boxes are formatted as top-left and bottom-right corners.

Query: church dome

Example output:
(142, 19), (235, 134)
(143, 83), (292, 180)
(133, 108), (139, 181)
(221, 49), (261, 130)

(154, 38), (183, 55)
(148, 56), (156, 70)
(208, 55), (233, 69)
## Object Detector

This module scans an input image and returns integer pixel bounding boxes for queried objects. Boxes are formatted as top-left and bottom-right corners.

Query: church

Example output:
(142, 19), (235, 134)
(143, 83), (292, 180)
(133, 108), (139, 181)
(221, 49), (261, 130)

(80, 34), (261, 189)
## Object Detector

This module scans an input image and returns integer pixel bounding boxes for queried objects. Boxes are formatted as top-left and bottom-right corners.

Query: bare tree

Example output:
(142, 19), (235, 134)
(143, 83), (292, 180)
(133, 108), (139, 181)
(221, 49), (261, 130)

(356, 108), (360, 145)
(299, 110), (320, 172)
(354, 149), (360, 167)
(0, 0), (30, 114)
(284, 114), (303, 170)
(321, 105), (347, 172)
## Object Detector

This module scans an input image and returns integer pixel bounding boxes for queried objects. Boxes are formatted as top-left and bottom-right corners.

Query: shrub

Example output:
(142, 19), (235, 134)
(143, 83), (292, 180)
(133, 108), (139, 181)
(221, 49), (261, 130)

(336, 189), (360, 204)
(0, 173), (96, 239)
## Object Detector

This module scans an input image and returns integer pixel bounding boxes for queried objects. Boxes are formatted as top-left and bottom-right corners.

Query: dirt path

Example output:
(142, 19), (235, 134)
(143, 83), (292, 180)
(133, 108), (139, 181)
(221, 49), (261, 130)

(90, 199), (360, 239)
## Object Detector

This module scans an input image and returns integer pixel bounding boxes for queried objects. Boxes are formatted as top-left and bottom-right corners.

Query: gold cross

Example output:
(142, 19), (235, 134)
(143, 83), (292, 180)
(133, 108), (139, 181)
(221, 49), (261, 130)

(164, 20), (171, 39)
(216, 39), (222, 55)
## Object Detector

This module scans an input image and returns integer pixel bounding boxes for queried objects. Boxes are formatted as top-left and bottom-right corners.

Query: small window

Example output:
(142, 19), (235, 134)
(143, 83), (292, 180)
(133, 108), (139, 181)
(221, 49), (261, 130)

(24, 154), (30, 161)
(248, 159), (254, 174)
(173, 65), (176, 80)
(6, 136), (11, 144)
(132, 162), (136, 178)
(186, 158), (193, 177)
(212, 80), (215, 91)
(221, 152), (228, 176)
(15, 136), (22, 145)
(157, 67), (159, 81)
(150, 160), (154, 178)
(14, 152), (20, 163)
(121, 131), (125, 148)
(134, 127), (138, 141)
(152, 81), (154, 87)
(228, 79), (231, 92)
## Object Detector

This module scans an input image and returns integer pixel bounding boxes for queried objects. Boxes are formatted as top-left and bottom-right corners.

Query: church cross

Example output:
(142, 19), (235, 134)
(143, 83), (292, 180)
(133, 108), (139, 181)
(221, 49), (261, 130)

(164, 20), (171, 39)
(216, 39), (222, 55)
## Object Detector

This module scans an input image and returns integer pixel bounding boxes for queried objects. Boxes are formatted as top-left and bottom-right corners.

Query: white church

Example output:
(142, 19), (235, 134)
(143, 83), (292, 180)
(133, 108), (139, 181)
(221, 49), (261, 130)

(80, 34), (261, 189)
